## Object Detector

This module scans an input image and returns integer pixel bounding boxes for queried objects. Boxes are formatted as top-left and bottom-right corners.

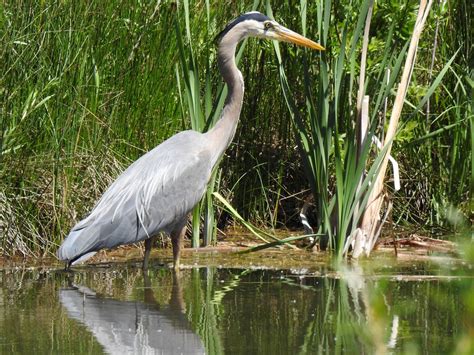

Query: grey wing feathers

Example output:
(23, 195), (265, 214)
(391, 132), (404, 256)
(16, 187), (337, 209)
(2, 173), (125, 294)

(57, 131), (213, 261)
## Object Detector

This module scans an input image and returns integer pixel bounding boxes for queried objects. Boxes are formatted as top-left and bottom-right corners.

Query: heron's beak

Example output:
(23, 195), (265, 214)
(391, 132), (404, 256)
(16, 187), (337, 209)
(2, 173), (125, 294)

(274, 25), (325, 51)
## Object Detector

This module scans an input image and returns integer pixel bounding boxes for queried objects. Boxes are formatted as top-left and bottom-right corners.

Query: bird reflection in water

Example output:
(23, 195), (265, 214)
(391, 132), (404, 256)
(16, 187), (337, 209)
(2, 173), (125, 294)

(59, 271), (205, 354)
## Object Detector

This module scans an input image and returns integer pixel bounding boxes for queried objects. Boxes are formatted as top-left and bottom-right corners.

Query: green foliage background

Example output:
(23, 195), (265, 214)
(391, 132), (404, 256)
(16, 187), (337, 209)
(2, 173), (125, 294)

(1, 0), (471, 256)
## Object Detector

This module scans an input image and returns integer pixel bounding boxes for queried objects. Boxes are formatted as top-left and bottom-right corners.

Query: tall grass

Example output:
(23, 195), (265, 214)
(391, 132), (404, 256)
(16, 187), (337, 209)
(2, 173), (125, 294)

(175, 0), (260, 247)
(0, 0), (470, 257)
(271, 0), (407, 255)
(1, 1), (183, 255)
(398, 0), (473, 229)
(269, 0), (469, 256)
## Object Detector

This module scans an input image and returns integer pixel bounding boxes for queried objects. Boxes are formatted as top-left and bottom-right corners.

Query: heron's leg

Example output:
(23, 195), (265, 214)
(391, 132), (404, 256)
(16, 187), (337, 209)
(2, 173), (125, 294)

(171, 224), (187, 269)
(143, 235), (157, 271)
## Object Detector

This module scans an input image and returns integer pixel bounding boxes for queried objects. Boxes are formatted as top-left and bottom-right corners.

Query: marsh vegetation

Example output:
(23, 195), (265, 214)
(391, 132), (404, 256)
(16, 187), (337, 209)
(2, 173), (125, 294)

(1, 3), (473, 353)
(1, 1), (471, 257)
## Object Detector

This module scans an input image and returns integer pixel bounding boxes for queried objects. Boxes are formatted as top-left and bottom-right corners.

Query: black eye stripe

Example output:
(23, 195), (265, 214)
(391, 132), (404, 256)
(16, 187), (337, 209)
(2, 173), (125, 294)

(216, 12), (271, 43)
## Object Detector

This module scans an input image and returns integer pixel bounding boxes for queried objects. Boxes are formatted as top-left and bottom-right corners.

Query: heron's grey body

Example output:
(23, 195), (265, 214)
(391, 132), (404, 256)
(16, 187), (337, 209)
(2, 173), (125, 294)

(57, 11), (323, 268)
(57, 131), (213, 263)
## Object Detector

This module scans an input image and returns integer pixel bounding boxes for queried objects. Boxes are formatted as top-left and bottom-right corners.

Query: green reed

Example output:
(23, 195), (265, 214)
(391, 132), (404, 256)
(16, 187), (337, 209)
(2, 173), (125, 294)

(0, 0), (470, 257)
(269, 0), (467, 256)
(1, 1), (184, 255)
(175, 0), (261, 247)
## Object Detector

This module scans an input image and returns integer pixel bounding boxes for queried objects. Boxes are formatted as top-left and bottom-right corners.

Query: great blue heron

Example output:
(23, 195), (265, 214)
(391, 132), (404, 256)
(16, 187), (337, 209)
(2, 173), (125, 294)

(57, 11), (324, 270)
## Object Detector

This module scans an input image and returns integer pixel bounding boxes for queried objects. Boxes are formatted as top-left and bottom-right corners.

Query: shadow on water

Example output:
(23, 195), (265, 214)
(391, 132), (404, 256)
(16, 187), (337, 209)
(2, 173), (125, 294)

(59, 271), (205, 354)
(0, 259), (472, 354)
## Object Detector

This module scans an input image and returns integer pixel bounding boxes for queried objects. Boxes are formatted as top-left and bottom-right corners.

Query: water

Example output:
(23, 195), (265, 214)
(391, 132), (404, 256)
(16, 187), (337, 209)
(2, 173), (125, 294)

(0, 259), (472, 354)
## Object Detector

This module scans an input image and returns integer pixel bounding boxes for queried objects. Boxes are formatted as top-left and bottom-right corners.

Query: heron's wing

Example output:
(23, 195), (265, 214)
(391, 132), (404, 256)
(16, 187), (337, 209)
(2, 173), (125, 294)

(58, 131), (212, 259)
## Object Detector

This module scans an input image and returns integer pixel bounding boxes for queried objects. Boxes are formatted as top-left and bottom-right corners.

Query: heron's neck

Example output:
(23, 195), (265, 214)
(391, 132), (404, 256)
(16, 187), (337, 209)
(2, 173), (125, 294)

(206, 40), (244, 167)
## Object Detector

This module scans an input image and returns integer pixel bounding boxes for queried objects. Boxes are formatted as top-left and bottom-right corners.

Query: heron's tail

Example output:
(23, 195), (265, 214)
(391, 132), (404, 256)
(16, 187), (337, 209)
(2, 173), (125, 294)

(57, 222), (99, 265)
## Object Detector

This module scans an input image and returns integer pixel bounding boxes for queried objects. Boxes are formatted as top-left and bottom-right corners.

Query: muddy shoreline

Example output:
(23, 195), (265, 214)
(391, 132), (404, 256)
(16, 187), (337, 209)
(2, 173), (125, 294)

(1, 240), (467, 277)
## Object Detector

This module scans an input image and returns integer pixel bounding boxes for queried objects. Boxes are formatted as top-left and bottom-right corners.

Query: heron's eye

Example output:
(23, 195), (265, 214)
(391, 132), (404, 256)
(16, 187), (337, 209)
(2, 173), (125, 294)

(264, 21), (273, 30)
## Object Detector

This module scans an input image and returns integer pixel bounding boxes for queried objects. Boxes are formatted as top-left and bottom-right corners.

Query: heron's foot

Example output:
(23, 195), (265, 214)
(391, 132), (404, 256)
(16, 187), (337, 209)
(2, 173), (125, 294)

(165, 260), (180, 270)
(172, 263), (181, 276)
(143, 259), (166, 271)
(62, 261), (74, 272)
(58, 262), (74, 274)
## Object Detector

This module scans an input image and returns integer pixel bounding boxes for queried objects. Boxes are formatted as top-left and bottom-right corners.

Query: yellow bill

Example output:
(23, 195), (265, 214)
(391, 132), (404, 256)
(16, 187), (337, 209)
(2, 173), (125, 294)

(274, 25), (325, 51)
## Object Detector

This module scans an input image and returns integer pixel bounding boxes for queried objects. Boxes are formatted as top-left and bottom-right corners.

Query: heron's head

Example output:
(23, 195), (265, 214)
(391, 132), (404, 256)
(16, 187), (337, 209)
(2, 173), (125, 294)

(216, 11), (325, 51)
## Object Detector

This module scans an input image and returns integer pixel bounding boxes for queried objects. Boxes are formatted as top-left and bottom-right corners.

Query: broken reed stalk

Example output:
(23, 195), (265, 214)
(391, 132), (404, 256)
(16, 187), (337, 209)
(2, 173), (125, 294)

(353, 0), (374, 233)
(360, 0), (434, 255)
(356, 0), (374, 119)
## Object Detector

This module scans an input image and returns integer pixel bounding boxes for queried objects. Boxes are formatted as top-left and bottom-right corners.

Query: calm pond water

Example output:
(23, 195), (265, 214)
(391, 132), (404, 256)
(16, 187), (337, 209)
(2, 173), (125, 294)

(0, 259), (472, 354)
